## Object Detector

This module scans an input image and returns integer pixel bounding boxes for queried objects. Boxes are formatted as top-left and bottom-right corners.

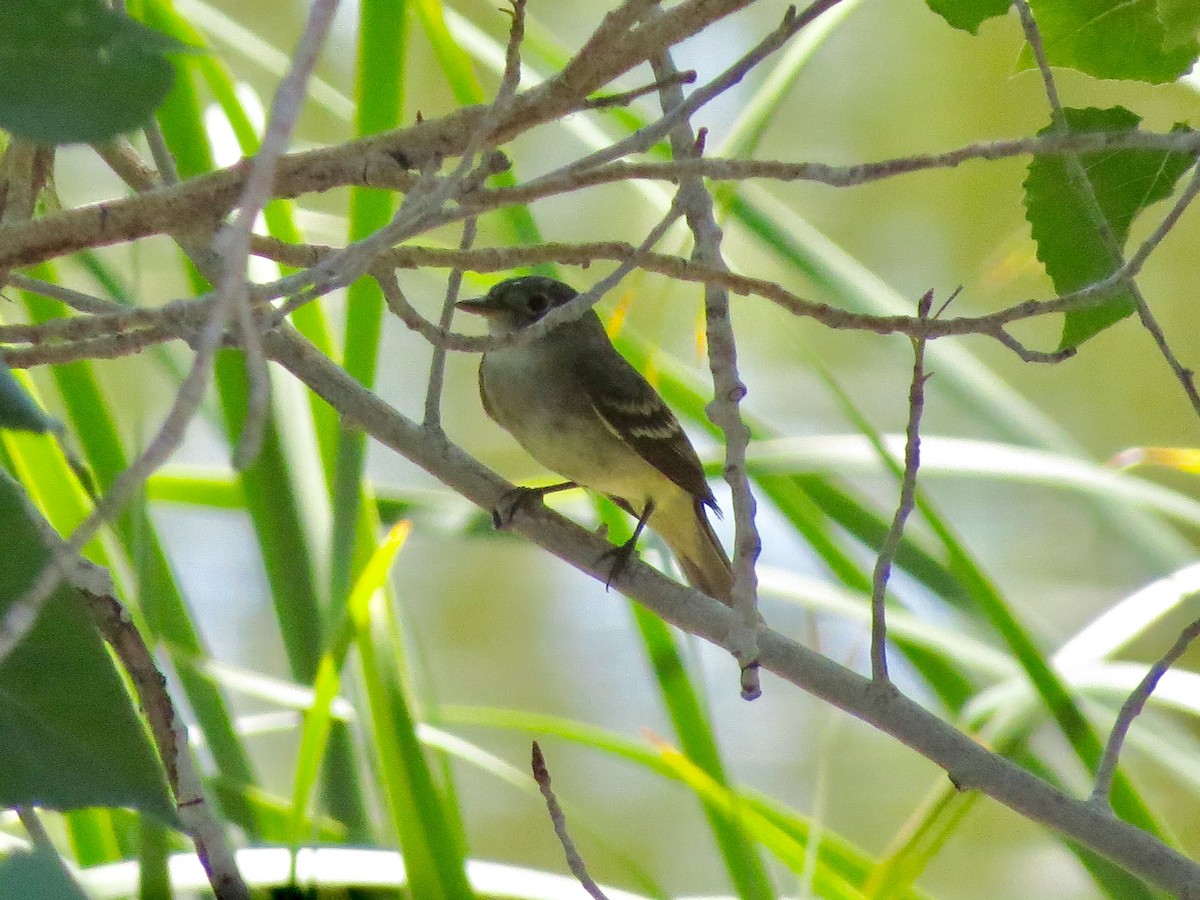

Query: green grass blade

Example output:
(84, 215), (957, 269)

(353, 554), (475, 898)
(137, 818), (173, 900)
(440, 705), (935, 899)
(143, 0), (372, 835)
(146, 469), (243, 508)
(654, 745), (866, 899)
(596, 501), (774, 900)
(289, 522), (412, 846)
(64, 810), (123, 868)
(330, 0), (409, 606)
(630, 609), (775, 900)
(717, 0), (864, 160)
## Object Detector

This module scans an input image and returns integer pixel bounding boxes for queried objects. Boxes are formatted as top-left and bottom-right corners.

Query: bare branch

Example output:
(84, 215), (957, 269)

(870, 290), (936, 684)
(260, 324), (1200, 895)
(84, 585), (247, 899)
(531, 742), (610, 900)
(1091, 609), (1200, 807)
(423, 218), (477, 430)
(652, 47), (762, 700)
(4, 273), (128, 315)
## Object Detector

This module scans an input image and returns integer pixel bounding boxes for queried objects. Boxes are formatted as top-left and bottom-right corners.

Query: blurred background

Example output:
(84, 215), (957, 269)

(31, 0), (1200, 896)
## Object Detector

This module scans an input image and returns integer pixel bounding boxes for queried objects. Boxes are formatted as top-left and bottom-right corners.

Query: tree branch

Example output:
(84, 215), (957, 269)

(261, 324), (1200, 896)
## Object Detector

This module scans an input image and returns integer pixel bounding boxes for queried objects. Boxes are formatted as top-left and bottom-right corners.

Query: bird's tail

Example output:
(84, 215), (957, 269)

(654, 496), (734, 605)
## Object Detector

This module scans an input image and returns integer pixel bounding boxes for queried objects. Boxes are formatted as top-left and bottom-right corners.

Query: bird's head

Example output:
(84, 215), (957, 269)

(457, 275), (578, 332)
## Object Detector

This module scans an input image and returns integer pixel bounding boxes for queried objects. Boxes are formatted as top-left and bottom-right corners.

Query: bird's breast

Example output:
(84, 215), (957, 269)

(478, 344), (669, 501)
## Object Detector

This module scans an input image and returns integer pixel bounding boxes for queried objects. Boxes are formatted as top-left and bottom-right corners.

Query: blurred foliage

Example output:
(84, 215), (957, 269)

(1, 0), (1200, 898)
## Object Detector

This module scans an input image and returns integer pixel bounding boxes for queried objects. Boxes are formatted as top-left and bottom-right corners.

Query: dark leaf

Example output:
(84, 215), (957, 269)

(0, 0), (198, 144)
(924, 0), (1011, 34)
(0, 470), (175, 821)
(0, 849), (89, 900)
(0, 359), (54, 433)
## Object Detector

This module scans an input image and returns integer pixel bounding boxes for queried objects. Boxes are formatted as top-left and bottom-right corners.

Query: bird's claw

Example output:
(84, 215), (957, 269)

(492, 486), (544, 529)
(598, 536), (639, 591)
(492, 482), (578, 529)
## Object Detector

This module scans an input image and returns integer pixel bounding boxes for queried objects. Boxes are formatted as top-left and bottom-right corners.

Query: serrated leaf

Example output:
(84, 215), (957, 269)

(0, 360), (54, 433)
(0, 0), (197, 144)
(1017, 0), (1198, 84)
(925, 0), (1011, 34)
(1022, 107), (1197, 348)
(0, 470), (175, 821)
(1158, 0), (1200, 50)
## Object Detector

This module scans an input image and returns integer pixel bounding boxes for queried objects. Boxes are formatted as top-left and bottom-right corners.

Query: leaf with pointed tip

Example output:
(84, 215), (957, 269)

(1023, 106), (1197, 348)
(924, 0), (1010, 34)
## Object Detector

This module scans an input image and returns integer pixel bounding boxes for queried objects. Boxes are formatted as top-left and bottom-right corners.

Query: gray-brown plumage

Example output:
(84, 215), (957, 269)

(459, 275), (733, 603)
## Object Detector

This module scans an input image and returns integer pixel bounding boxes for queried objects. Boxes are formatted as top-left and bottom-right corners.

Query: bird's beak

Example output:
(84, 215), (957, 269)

(456, 297), (499, 317)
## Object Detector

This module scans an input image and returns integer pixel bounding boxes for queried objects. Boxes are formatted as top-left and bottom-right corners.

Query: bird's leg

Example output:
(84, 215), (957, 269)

(600, 498), (654, 590)
(493, 482), (578, 529)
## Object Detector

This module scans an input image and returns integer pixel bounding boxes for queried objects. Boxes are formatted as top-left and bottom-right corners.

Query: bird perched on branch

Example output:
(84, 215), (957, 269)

(458, 275), (733, 603)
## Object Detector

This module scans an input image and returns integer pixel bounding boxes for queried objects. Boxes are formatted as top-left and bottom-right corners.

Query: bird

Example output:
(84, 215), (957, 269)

(458, 274), (733, 604)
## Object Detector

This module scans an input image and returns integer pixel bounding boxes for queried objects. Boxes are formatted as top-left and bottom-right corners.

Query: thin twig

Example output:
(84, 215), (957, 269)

(8, 199), (1192, 374)
(652, 49), (762, 700)
(530, 742), (610, 900)
(291, 0), (528, 308)
(145, 120), (181, 187)
(419, 0), (527, 428)
(224, 1), (342, 469)
(870, 290), (935, 684)
(463, 129), (1200, 211)
(584, 69), (697, 109)
(4, 273), (128, 315)
(6, 119), (1199, 277)
(1091, 608), (1200, 806)
(84, 585), (246, 898)
(377, 196), (688, 358)
(2, 325), (179, 367)
(15, 807), (54, 853)
(516, 1), (843, 186)
(424, 218), (477, 430)
(1014, 0), (1200, 418)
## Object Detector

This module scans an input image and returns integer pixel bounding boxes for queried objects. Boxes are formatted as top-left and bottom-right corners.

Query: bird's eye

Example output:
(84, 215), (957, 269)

(526, 293), (550, 315)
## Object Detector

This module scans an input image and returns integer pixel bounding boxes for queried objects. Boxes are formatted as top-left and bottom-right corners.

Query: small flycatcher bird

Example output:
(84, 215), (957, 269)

(458, 275), (733, 604)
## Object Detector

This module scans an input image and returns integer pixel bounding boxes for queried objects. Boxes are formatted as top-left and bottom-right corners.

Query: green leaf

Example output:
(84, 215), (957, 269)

(1022, 107), (1197, 348)
(1158, 0), (1200, 49)
(0, 0), (196, 144)
(0, 470), (174, 821)
(924, 0), (1011, 34)
(1018, 0), (1198, 83)
(0, 848), (89, 900)
(0, 360), (53, 433)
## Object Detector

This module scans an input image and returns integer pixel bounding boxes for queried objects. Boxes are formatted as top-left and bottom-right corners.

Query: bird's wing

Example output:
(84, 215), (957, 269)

(573, 346), (717, 508)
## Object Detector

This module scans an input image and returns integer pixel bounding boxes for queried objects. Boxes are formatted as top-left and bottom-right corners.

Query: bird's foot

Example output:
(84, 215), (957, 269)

(492, 482), (576, 529)
(598, 534), (640, 591)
